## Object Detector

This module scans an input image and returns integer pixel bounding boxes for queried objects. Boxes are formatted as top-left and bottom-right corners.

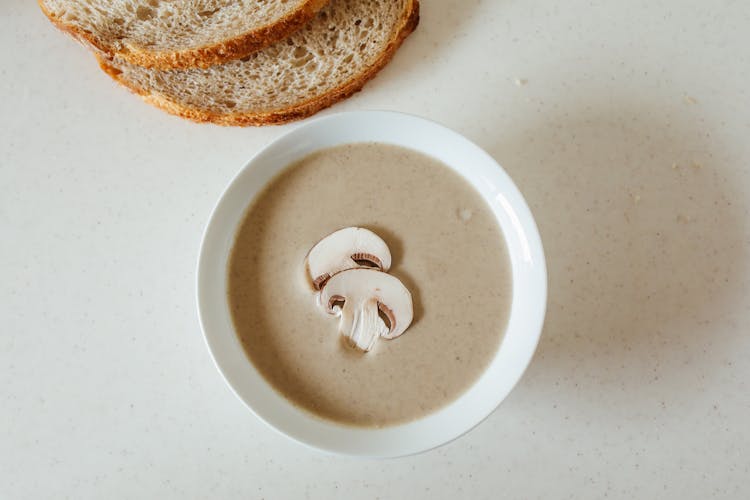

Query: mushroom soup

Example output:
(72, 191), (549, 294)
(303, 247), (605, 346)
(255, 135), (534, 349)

(227, 143), (512, 427)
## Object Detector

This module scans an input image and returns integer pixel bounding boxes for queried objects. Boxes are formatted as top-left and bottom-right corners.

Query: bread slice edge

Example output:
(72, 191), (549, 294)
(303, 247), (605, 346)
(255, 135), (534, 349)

(38, 0), (330, 70)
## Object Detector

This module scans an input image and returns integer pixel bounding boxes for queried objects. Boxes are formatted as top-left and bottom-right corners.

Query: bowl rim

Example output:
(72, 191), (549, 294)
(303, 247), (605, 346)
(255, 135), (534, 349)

(196, 110), (547, 458)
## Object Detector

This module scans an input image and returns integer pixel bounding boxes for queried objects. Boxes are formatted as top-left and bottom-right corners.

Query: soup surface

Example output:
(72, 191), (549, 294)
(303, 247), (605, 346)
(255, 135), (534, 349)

(228, 143), (512, 426)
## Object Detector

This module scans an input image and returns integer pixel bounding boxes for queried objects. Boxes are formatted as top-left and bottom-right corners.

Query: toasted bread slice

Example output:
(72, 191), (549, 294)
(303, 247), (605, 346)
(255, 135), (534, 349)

(98, 0), (419, 126)
(39, 0), (330, 69)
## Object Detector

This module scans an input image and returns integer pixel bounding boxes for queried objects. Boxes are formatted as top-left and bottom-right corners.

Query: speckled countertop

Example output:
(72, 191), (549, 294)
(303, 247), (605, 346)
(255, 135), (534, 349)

(2, 0), (749, 498)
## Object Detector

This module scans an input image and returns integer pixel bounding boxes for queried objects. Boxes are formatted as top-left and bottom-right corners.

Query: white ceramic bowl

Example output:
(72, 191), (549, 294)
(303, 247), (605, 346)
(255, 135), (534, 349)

(197, 111), (546, 458)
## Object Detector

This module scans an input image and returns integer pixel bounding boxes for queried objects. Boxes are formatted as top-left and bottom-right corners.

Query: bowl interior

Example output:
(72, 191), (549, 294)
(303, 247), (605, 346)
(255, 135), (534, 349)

(197, 111), (547, 457)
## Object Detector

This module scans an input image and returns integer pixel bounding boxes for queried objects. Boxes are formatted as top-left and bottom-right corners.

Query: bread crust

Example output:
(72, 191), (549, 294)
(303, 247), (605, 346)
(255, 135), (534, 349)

(98, 0), (420, 126)
(38, 0), (330, 70)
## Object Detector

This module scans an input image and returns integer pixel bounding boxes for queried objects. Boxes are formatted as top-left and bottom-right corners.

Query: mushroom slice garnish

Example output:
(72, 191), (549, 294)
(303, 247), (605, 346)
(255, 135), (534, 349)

(305, 227), (392, 290)
(319, 268), (413, 352)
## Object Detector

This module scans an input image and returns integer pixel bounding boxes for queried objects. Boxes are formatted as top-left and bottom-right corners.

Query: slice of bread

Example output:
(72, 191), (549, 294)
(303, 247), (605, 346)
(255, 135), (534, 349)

(39, 0), (330, 69)
(98, 0), (419, 126)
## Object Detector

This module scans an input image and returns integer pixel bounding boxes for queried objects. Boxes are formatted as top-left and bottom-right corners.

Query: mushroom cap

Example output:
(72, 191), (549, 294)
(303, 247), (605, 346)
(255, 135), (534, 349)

(305, 227), (392, 290)
(320, 268), (413, 340)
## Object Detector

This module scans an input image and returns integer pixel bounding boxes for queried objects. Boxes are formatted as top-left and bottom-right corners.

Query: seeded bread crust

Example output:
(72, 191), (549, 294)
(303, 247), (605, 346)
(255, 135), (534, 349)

(98, 0), (420, 126)
(38, 0), (330, 70)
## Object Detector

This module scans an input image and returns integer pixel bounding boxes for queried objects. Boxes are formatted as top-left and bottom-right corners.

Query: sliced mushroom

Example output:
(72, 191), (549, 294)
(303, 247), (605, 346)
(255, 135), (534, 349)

(319, 268), (413, 352)
(305, 227), (391, 290)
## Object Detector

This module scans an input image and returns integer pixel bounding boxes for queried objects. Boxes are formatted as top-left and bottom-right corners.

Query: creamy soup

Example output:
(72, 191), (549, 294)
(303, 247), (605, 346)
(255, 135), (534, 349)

(227, 143), (512, 427)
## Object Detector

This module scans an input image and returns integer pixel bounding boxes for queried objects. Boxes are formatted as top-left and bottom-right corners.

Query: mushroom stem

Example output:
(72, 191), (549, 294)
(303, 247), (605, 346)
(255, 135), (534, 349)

(339, 298), (389, 352)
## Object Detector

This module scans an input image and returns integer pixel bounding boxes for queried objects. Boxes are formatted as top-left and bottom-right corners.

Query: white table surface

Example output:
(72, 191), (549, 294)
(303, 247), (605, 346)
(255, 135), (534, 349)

(3, 0), (749, 498)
